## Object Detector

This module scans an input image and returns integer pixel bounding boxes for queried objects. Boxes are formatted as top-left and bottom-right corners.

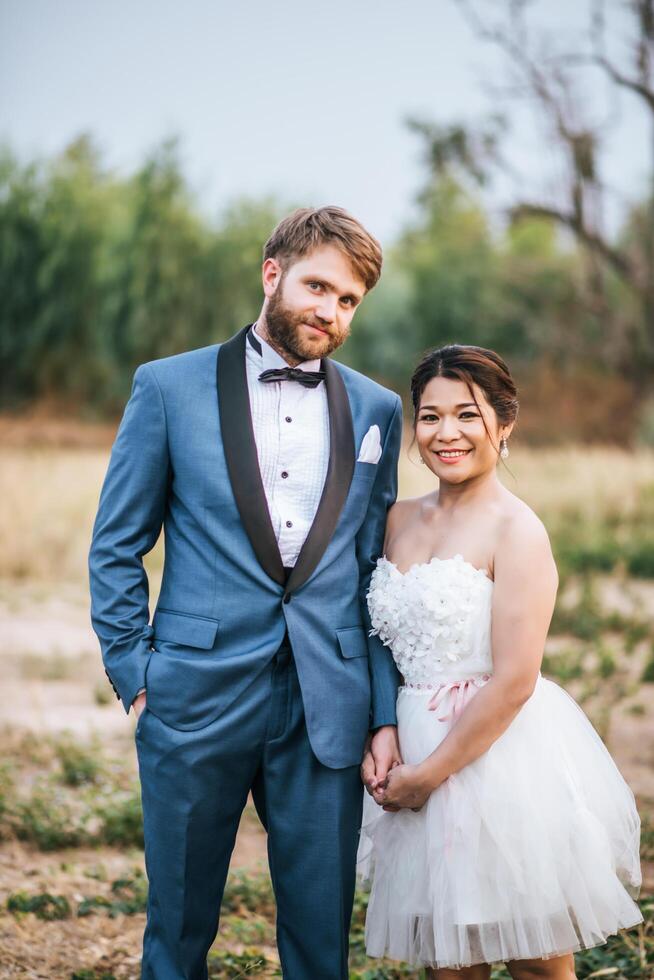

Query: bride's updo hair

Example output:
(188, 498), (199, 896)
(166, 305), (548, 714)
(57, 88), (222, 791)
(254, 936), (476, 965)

(410, 345), (519, 438)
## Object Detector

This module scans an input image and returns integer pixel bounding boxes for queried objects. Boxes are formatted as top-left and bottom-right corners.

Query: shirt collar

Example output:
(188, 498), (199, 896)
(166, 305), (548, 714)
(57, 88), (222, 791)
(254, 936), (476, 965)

(248, 323), (322, 374)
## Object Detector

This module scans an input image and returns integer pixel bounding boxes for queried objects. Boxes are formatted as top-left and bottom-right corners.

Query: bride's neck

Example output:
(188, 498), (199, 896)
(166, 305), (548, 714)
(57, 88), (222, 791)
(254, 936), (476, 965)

(436, 469), (502, 512)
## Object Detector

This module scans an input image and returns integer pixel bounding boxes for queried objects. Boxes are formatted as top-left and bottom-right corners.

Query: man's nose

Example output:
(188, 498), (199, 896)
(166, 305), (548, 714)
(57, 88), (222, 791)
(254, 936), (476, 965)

(314, 296), (337, 323)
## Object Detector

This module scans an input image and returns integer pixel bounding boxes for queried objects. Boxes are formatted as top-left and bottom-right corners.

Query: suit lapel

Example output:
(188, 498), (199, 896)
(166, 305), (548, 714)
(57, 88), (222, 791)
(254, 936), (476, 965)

(217, 325), (286, 586)
(286, 358), (355, 594)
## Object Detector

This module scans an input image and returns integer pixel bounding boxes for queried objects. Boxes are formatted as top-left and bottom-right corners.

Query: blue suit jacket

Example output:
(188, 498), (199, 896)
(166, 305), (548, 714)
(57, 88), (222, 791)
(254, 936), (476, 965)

(89, 326), (402, 768)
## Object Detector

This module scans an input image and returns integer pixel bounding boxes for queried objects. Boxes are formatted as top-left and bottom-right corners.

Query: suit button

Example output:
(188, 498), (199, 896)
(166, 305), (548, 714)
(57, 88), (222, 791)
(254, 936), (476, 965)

(283, 593), (291, 604)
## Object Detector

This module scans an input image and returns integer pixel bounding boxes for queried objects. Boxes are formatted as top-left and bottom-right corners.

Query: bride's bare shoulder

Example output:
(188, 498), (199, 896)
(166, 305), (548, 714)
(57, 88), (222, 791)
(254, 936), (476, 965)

(495, 488), (557, 580)
(386, 494), (432, 534)
(498, 487), (547, 536)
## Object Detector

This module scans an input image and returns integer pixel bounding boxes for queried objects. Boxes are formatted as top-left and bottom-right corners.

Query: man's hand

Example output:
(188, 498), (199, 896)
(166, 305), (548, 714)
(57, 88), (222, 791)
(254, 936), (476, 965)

(132, 691), (147, 719)
(360, 725), (402, 799)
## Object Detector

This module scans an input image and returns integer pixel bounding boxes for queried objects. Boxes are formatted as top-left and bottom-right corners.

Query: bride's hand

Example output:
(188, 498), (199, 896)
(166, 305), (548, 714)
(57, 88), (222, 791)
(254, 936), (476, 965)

(373, 763), (433, 811)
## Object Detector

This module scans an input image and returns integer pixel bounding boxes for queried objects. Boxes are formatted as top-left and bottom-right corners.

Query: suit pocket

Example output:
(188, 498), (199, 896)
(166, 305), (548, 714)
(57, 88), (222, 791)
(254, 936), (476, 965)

(153, 609), (220, 650)
(134, 705), (149, 739)
(336, 626), (368, 659)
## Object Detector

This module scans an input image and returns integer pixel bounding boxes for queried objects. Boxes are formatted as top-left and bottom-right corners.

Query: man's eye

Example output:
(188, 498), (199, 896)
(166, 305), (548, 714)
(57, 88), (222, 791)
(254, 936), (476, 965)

(308, 282), (322, 290)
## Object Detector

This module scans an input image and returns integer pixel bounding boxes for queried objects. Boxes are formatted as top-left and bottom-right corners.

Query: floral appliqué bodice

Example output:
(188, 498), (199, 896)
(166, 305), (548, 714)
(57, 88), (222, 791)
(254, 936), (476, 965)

(367, 555), (494, 689)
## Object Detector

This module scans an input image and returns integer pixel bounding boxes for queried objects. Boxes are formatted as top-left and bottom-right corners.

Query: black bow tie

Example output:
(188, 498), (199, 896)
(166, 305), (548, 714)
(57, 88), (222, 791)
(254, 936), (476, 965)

(259, 367), (326, 389)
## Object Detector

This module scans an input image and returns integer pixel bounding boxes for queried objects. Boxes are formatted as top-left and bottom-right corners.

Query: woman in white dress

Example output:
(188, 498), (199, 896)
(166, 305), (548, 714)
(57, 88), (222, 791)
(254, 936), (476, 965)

(359, 345), (642, 980)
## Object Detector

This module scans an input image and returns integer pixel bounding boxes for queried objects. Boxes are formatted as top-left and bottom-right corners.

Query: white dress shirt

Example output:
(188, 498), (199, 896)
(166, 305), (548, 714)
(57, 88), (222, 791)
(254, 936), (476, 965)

(245, 325), (330, 567)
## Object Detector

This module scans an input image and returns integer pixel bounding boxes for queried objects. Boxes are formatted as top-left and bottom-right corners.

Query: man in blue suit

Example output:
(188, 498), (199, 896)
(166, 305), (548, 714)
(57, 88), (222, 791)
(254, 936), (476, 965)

(89, 206), (403, 979)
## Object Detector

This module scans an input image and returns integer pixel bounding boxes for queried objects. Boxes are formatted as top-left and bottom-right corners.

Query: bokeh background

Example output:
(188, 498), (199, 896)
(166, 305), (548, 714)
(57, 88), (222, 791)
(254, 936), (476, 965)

(1, 1), (653, 977)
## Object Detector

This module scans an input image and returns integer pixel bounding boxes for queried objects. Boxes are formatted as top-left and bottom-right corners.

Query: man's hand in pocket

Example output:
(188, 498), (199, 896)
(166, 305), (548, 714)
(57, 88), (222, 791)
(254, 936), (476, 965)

(132, 690), (147, 718)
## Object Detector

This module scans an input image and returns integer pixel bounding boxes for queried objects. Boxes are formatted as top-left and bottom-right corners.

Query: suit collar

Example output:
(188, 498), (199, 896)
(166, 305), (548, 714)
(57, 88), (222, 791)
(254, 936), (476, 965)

(217, 325), (355, 593)
(286, 357), (355, 595)
(217, 325), (286, 585)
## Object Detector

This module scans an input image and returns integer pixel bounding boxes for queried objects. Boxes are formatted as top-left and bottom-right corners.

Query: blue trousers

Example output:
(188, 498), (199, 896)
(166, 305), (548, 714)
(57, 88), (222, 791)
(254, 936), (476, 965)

(135, 639), (364, 979)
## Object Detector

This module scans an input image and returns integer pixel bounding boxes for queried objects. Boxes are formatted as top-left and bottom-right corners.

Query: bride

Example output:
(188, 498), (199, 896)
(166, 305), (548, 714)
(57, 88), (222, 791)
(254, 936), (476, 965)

(359, 344), (642, 980)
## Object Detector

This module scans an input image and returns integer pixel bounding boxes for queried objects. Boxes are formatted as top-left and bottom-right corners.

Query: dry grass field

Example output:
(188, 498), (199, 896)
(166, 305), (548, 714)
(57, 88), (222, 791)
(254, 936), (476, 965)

(1, 434), (653, 978)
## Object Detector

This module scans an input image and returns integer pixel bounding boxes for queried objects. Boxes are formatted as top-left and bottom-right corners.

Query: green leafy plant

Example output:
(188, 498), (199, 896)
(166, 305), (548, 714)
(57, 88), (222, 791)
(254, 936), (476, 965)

(7, 891), (71, 920)
(56, 738), (102, 787)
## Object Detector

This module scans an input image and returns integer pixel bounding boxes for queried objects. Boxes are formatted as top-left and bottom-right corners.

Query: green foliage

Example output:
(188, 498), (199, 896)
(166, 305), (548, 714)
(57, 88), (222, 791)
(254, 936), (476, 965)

(78, 872), (148, 917)
(222, 869), (276, 918)
(207, 949), (269, 977)
(550, 578), (605, 642)
(56, 737), (102, 786)
(597, 647), (617, 679)
(0, 138), (284, 414)
(14, 783), (91, 849)
(2, 735), (144, 850)
(642, 653), (654, 683)
(93, 683), (112, 706)
(0, 763), (14, 833)
(626, 539), (654, 578)
(98, 789), (144, 848)
(541, 649), (585, 684)
(575, 903), (653, 977)
(549, 515), (620, 579)
(7, 890), (71, 919)
(70, 972), (116, 980)
(2, 134), (652, 427)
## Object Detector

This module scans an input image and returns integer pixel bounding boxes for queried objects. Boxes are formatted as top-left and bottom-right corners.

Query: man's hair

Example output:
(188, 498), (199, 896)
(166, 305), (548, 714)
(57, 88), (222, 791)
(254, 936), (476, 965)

(263, 206), (382, 292)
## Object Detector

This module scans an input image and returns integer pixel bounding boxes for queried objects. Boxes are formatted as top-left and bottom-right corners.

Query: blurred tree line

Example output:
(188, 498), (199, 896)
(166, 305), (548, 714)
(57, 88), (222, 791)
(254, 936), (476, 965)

(0, 2), (652, 443)
(0, 136), (279, 416)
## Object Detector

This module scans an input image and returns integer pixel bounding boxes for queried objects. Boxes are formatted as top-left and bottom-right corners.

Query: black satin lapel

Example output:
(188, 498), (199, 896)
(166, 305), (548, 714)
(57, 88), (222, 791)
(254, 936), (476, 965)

(286, 359), (355, 594)
(217, 326), (286, 586)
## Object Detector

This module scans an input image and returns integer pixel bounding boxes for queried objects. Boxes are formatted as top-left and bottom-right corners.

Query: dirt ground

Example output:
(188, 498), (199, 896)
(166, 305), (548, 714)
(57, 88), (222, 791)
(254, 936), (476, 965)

(0, 578), (271, 978)
(1, 461), (653, 974)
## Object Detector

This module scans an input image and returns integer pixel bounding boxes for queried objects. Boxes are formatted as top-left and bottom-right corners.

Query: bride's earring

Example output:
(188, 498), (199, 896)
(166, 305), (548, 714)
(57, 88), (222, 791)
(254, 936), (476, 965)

(500, 437), (509, 460)
(419, 455), (426, 465)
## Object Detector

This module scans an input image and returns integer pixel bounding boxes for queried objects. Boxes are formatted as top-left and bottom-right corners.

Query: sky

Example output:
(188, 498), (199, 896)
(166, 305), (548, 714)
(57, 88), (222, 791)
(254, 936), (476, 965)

(1, 0), (649, 244)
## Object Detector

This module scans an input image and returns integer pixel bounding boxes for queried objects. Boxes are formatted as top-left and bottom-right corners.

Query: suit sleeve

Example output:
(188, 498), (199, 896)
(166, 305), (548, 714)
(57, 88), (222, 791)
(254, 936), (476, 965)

(356, 395), (403, 729)
(88, 364), (170, 712)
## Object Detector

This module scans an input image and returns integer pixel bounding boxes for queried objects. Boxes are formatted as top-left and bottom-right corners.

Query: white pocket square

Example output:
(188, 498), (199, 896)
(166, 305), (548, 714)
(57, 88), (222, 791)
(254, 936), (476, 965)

(357, 424), (382, 464)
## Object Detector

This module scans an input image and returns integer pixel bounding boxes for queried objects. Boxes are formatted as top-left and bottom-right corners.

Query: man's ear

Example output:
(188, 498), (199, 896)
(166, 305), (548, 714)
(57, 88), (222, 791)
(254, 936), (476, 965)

(262, 258), (283, 298)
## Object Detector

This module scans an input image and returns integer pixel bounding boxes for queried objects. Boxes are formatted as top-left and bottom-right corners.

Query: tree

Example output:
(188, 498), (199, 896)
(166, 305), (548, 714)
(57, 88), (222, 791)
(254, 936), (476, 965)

(417, 0), (654, 379)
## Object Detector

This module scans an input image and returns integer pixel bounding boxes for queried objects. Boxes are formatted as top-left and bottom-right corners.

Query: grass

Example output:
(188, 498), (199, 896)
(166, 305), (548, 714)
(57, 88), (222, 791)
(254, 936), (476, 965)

(1, 444), (654, 590)
(2, 735), (652, 977)
(2, 444), (654, 975)
(0, 731), (143, 850)
(7, 890), (72, 920)
(55, 735), (103, 786)
(10, 879), (647, 979)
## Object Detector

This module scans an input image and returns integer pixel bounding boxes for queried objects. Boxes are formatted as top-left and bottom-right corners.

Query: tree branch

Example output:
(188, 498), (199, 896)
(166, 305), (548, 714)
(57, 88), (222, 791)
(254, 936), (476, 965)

(591, 0), (654, 112)
(509, 202), (636, 281)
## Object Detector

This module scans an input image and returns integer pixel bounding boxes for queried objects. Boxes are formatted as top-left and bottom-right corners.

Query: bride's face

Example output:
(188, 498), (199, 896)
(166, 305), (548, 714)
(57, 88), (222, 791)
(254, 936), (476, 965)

(415, 375), (508, 484)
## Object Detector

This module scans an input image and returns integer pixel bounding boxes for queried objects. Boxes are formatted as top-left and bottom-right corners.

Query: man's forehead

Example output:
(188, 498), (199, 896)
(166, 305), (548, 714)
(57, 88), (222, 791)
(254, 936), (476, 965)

(292, 245), (365, 294)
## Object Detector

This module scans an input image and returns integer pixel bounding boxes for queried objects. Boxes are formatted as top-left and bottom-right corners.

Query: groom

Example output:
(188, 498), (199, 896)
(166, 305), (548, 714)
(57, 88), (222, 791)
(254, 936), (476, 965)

(89, 206), (403, 979)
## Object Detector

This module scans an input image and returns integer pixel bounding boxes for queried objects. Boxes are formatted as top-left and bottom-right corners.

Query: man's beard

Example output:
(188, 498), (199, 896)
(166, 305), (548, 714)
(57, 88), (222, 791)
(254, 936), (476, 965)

(264, 282), (349, 363)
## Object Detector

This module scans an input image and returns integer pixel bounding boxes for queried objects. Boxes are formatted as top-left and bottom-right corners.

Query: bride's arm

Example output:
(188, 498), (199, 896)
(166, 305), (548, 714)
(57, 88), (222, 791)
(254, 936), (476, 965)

(376, 510), (558, 809)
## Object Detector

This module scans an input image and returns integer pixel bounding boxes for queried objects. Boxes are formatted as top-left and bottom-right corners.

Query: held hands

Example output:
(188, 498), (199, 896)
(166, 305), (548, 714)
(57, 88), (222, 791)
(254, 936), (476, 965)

(361, 726), (403, 809)
(372, 763), (434, 811)
(132, 691), (147, 719)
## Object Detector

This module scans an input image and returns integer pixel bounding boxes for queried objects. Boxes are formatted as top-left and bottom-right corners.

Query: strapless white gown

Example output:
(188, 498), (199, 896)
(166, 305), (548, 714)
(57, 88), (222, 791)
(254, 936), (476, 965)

(359, 555), (642, 969)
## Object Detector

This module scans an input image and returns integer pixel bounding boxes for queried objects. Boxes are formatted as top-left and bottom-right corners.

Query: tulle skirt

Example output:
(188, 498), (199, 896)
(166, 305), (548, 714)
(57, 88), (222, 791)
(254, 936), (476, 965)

(358, 675), (643, 969)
